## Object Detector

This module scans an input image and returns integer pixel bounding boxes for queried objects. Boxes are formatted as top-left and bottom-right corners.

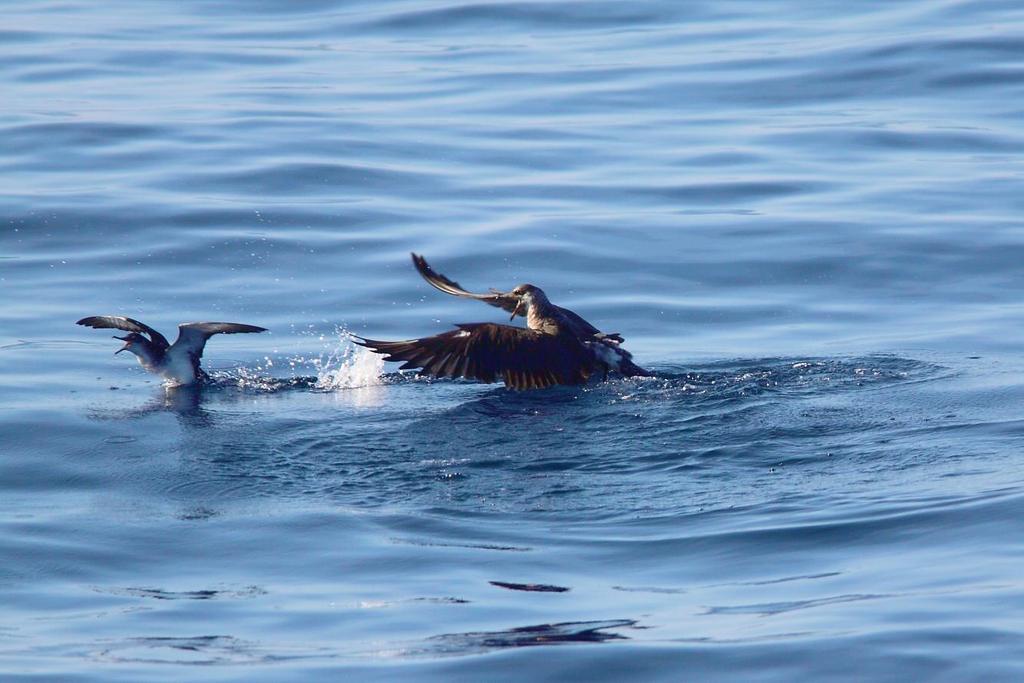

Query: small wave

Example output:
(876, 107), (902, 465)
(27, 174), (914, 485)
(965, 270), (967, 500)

(93, 635), (263, 666)
(617, 355), (942, 402)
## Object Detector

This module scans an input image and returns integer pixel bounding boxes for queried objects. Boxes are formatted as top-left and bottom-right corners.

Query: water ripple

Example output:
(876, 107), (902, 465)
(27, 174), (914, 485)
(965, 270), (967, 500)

(5, 0), (1024, 680)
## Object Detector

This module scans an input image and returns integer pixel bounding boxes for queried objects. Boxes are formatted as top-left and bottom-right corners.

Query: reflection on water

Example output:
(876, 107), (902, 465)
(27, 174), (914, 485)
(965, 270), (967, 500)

(86, 385), (214, 428)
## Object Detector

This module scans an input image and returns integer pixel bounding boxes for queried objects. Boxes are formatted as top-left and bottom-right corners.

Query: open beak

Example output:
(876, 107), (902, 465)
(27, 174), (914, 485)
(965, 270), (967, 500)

(510, 299), (524, 320)
(113, 335), (130, 354)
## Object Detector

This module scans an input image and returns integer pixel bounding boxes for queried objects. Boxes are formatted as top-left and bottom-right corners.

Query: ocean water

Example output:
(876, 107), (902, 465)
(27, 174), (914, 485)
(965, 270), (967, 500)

(4, 0), (1024, 680)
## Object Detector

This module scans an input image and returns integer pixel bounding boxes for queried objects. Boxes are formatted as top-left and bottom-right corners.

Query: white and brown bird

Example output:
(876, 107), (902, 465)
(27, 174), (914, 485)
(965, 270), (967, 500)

(354, 254), (650, 390)
(77, 316), (267, 386)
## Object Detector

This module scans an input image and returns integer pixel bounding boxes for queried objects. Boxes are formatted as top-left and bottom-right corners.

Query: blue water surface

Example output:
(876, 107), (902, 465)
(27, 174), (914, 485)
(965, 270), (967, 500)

(3, 1), (1024, 680)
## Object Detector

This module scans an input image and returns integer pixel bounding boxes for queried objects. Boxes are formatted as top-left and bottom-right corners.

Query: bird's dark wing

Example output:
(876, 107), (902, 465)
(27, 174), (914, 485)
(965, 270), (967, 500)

(172, 322), (267, 363)
(355, 323), (594, 390)
(553, 305), (623, 340)
(76, 316), (171, 351)
(412, 253), (523, 317)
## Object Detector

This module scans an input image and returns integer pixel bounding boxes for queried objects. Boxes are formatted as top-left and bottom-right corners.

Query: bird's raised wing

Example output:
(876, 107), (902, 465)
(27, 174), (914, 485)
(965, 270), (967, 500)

(412, 253), (523, 317)
(76, 316), (171, 351)
(172, 322), (267, 362)
(355, 323), (593, 390)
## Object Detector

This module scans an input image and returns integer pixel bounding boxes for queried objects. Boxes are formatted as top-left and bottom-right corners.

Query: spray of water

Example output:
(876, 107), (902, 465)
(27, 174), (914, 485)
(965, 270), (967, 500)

(210, 326), (386, 392)
(314, 330), (386, 390)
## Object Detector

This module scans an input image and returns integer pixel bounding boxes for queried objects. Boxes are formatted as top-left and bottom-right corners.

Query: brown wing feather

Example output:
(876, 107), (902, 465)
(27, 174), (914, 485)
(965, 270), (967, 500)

(355, 323), (594, 390)
(76, 315), (171, 351)
(411, 253), (523, 317)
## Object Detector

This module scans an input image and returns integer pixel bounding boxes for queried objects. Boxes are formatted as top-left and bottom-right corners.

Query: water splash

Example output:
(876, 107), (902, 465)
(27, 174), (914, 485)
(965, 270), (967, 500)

(204, 327), (386, 393)
(313, 329), (385, 391)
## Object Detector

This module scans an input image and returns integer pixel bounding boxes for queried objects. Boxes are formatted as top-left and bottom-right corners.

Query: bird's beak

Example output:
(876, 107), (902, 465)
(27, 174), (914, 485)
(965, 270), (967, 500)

(113, 335), (130, 354)
(510, 299), (524, 320)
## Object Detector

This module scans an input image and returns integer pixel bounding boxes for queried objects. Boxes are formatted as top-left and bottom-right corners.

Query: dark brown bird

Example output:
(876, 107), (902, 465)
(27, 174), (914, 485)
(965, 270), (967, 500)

(353, 254), (650, 390)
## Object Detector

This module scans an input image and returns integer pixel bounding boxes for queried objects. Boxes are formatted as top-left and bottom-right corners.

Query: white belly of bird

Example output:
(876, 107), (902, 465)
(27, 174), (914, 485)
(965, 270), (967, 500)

(158, 353), (199, 386)
(588, 341), (624, 370)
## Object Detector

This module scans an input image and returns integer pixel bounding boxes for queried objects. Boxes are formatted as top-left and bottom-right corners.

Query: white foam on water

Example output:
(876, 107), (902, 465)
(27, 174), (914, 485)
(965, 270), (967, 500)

(313, 330), (386, 391)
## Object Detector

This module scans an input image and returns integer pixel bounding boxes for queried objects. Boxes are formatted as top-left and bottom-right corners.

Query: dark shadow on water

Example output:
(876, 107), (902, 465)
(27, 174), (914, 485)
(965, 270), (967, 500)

(94, 585), (267, 601)
(74, 355), (950, 513)
(396, 354), (945, 466)
(423, 619), (637, 655)
(91, 620), (638, 665)
(489, 581), (570, 593)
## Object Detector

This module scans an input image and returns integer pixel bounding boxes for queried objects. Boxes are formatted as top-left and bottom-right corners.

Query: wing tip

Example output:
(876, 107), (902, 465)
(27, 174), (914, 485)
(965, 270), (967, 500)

(350, 335), (391, 353)
(180, 322), (269, 333)
(410, 252), (433, 277)
(76, 315), (114, 328)
(230, 324), (268, 334)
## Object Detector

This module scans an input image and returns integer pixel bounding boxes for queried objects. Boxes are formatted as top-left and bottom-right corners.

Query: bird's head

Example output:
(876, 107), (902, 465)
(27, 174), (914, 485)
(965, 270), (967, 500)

(113, 332), (147, 356)
(509, 284), (547, 319)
